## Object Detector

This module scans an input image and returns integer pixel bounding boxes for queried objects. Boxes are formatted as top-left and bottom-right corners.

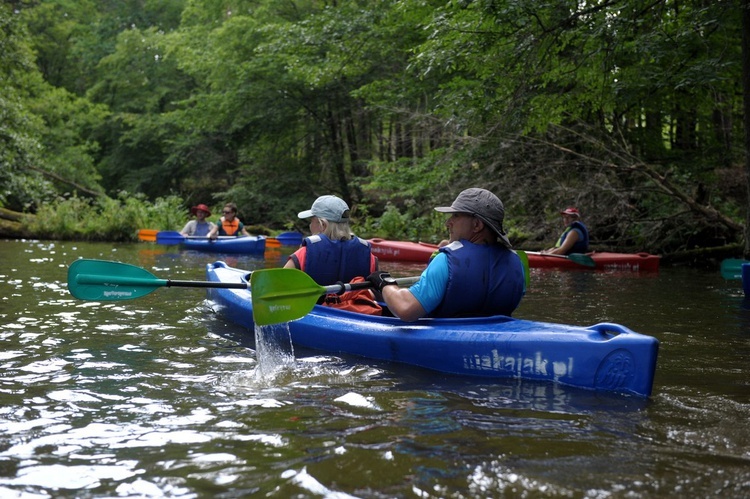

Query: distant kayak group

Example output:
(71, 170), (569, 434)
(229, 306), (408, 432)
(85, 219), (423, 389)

(139, 201), (661, 271)
(139, 228), (660, 271)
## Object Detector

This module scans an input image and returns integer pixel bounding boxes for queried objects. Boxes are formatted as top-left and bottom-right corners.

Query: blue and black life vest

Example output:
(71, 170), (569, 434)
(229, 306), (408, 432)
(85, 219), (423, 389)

(557, 221), (589, 254)
(302, 234), (373, 286)
(431, 240), (525, 318)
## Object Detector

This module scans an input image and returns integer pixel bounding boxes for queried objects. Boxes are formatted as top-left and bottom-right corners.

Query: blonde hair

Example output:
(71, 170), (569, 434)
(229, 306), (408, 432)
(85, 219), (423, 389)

(317, 218), (352, 241)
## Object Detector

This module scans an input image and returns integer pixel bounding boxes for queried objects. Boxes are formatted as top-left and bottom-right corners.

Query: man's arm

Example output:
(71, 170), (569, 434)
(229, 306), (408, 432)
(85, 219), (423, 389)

(380, 286), (427, 322)
(548, 230), (579, 255)
(369, 253), (448, 322)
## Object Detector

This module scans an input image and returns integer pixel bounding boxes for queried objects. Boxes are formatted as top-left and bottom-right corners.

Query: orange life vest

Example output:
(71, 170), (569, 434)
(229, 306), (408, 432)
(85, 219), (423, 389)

(220, 219), (241, 236)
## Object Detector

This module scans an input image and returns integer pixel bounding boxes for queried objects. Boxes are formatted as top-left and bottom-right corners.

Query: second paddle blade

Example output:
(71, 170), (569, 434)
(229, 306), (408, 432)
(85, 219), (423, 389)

(720, 258), (746, 280)
(67, 259), (162, 301)
(568, 253), (596, 267)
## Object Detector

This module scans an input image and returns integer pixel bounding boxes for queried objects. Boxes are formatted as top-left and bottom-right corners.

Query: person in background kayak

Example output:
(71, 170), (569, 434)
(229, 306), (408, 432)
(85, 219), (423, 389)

(180, 203), (216, 237)
(284, 195), (378, 285)
(207, 202), (251, 238)
(367, 188), (525, 322)
(541, 206), (589, 255)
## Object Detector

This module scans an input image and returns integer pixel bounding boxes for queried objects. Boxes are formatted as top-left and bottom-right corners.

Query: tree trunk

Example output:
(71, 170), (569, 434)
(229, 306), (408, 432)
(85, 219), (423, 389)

(743, 0), (750, 258)
(326, 106), (350, 201)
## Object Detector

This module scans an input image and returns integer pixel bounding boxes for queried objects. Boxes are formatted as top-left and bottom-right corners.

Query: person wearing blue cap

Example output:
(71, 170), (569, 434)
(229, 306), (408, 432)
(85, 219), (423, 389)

(284, 195), (378, 287)
(367, 188), (525, 321)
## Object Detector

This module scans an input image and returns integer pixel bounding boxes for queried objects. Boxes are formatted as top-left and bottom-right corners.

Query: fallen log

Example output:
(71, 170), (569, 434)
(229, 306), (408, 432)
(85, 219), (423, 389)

(0, 208), (34, 238)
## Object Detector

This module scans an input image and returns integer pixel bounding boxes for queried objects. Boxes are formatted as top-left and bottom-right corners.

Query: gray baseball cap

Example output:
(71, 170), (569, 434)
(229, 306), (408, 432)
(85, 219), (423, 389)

(298, 195), (350, 222)
(435, 188), (512, 248)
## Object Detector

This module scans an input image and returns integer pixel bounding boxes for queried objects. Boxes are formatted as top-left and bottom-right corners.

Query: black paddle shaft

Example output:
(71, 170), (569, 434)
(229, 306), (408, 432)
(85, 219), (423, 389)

(166, 279), (250, 289)
(323, 280), (374, 295)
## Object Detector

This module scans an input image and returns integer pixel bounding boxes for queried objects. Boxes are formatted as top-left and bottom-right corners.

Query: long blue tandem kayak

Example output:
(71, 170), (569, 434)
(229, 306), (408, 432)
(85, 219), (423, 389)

(205, 261), (659, 397)
(155, 231), (267, 254)
(182, 236), (266, 254)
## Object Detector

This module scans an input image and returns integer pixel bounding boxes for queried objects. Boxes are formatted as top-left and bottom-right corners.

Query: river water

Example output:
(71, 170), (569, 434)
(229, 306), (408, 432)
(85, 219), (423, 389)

(0, 239), (748, 497)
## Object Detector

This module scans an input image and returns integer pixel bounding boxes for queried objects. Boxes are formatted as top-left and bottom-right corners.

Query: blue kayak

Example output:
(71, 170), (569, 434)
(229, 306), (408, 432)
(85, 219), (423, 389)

(154, 231), (267, 254)
(182, 236), (266, 254)
(205, 261), (659, 397)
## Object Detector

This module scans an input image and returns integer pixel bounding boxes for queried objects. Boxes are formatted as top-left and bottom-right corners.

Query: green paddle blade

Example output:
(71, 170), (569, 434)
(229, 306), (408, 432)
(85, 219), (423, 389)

(68, 259), (167, 301)
(516, 250), (531, 291)
(524, 251), (596, 268)
(720, 258), (747, 280)
(567, 253), (596, 267)
(251, 268), (327, 326)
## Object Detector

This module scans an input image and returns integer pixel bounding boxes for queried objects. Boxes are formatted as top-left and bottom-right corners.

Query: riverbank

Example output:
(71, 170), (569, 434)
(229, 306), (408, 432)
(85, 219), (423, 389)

(2, 205), (745, 269)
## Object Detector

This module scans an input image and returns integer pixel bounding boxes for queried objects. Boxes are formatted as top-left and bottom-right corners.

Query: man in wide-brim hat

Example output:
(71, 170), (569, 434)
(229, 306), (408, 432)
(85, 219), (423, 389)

(367, 187), (525, 322)
(181, 203), (216, 237)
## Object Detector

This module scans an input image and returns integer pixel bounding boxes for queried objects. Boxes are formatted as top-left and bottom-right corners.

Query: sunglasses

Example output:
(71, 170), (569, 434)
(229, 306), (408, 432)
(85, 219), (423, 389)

(223, 210), (233, 215)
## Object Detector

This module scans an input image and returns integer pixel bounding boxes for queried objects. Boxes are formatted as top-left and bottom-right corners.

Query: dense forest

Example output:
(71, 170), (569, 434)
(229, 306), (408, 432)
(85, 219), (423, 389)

(1, 0), (748, 262)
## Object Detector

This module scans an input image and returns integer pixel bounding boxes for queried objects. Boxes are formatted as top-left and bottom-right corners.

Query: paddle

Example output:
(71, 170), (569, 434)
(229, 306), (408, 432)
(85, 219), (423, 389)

(137, 229), (158, 242)
(67, 259), (252, 301)
(523, 251), (596, 267)
(251, 268), (419, 326)
(720, 258), (748, 280)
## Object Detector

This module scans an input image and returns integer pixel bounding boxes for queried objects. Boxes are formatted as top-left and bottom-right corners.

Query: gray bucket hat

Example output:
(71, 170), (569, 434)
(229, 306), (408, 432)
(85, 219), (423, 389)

(434, 188), (512, 248)
(298, 195), (350, 222)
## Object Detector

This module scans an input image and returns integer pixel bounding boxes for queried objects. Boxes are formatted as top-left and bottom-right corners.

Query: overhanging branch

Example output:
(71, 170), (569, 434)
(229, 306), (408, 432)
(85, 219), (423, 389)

(27, 165), (105, 199)
(537, 128), (745, 234)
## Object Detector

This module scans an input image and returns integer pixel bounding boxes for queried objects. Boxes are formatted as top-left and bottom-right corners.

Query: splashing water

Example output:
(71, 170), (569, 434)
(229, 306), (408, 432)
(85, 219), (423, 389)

(253, 323), (296, 381)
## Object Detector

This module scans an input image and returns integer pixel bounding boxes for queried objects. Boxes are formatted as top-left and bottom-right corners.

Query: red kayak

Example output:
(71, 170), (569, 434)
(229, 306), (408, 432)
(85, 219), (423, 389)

(526, 252), (660, 271)
(368, 238), (659, 271)
(368, 238), (439, 262)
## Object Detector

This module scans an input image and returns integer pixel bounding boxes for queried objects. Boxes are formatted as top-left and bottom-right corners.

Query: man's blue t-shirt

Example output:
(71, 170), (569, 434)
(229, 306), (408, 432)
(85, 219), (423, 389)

(406, 252), (449, 314)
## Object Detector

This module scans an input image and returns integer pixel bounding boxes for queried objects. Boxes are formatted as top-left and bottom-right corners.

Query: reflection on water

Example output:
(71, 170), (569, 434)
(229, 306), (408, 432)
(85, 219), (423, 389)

(0, 240), (749, 496)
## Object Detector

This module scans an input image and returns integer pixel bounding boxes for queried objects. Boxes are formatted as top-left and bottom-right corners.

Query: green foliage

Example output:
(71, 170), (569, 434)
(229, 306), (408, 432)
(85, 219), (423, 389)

(0, 4), (46, 210)
(29, 86), (109, 190)
(355, 150), (466, 241)
(2, 173), (57, 213)
(356, 202), (448, 243)
(1, 2), (109, 212)
(21, 0), (94, 92)
(29, 193), (187, 241)
(4, 0), (749, 254)
(89, 27), (189, 113)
